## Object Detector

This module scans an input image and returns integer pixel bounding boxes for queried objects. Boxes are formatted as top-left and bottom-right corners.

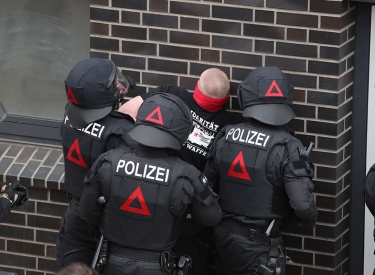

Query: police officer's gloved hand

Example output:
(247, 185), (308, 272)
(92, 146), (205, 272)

(2, 181), (21, 207)
(14, 184), (30, 207)
(125, 76), (136, 89)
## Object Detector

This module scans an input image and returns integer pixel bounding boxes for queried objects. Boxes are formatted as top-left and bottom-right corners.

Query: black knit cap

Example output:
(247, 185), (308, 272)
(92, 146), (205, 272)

(128, 92), (193, 150)
(65, 58), (117, 128)
(237, 66), (296, 126)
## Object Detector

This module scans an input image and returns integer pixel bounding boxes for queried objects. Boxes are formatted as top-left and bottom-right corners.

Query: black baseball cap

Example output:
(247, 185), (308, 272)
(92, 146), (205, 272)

(237, 66), (295, 126)
(128, 93), (193, 150)
(65, 58), (131, 128)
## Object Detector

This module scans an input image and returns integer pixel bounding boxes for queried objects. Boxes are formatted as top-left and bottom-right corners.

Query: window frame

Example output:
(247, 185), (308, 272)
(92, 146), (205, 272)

(0, 115), (61, 146)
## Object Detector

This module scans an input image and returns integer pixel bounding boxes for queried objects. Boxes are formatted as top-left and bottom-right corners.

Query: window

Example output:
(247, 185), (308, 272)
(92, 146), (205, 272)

(0, 0), (89, 145)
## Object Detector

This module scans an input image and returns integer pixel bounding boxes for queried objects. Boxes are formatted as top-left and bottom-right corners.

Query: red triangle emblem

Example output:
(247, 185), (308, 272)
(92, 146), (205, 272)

(120, 186), (151, 216)
(145, 106), (164, 125)
(227, 151), (251, 180)
(264, 80), (284, 97)
(67, 87), (78, 104)
(67, 139), (87, 168)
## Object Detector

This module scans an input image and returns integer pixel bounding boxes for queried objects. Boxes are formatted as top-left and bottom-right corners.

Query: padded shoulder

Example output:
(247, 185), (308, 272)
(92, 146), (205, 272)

(284, 136), (314, 178)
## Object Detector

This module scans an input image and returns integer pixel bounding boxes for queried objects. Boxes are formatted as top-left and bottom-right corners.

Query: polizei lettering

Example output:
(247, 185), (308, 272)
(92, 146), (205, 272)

(226, 127), (272, 150)
(115, 158), (171, 185)
(64, 115), (106, 140)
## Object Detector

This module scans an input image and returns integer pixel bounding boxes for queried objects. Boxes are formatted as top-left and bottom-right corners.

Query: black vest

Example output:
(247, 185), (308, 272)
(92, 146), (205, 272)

(61, 108), (134, 198)
(102, 147), (193, 251)
(219, 122), (291, 219)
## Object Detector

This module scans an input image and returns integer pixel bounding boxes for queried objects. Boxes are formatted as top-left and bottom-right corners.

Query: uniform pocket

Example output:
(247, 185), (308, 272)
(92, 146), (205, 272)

(55, 212), (67, 265)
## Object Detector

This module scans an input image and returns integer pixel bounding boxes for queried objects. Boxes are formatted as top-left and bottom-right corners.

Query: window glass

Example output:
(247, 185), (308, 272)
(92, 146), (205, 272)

(0, 0), (89, 120)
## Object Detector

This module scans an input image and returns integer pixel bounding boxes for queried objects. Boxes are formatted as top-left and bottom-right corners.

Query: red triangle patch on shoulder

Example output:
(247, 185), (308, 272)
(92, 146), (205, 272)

(227, 151), (251, 180)
(67, 139), (87, 168)
(120, 186), (151, 216)
(67, 87), (79, 104)
(265, 80), (284, 97)
(145, 106), (164, 125)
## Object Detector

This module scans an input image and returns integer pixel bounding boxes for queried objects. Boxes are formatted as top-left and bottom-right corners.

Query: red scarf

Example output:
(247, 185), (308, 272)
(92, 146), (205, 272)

(193, 82), (229, 112)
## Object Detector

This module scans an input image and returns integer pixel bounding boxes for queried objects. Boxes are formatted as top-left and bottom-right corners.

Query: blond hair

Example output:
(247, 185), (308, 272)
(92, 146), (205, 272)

(198, 68), (230, 98)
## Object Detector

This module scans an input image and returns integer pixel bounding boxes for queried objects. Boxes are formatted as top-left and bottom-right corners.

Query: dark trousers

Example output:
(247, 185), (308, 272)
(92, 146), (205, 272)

(214, 225), (286, 275)
(172, 237), (210, 275)
(0, 198), (11, 223)
(172, 218), (212, 275)
(103, 254), (163, 275)
(55, 199), (97, 266)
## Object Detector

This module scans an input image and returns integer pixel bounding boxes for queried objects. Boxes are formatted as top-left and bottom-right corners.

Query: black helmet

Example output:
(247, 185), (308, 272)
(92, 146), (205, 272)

(65, 58), (135, 128)
(128, 92), (193, 150)
(237, 66), (295, 126)
(0, 102), (7, 123)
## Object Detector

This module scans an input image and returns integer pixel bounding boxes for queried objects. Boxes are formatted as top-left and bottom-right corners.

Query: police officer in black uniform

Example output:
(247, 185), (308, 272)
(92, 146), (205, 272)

(365, 163), (375, 275)
(204, 66), (319, 275)
(0, 102), (30, 222)
(56, 58), (136, 266)
(0, 182), (15, 222)
(0, 181), (29, 222)
(80, 93), (222, 275)
(121, 69), (242, 274)
(365, 163), (375, 217)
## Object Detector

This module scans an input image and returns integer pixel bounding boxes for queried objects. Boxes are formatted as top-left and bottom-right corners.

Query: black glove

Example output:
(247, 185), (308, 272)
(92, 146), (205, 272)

(14, 184), (30, 207)
(3, 181), (21, 207)
(125, 76), (136, 89)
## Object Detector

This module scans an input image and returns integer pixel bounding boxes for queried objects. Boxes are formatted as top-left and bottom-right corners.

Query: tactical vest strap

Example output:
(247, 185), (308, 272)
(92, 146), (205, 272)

(84, 157), (106, 184)
(84, 170), (97, 184)
(197, 185), (213, 202)
(110, 243), (161, 263)
(269, 238), (279, 259)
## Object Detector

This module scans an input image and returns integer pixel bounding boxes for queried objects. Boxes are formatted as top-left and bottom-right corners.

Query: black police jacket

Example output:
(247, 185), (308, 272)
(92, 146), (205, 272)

(365, 163), (375, 216)
(205, 120), (318, 230)
(61, 103), (135, 198)
(80, 146), (222, 251)
(365, 163), (375, 242)
(0, 197), (11, 223)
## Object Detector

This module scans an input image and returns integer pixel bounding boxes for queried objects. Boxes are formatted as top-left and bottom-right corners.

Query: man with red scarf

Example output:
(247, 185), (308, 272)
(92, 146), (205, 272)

(119, 68), (242, 274)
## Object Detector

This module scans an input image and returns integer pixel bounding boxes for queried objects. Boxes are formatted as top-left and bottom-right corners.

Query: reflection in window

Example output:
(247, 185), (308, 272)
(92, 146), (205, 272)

(0, 0), (89, 120)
